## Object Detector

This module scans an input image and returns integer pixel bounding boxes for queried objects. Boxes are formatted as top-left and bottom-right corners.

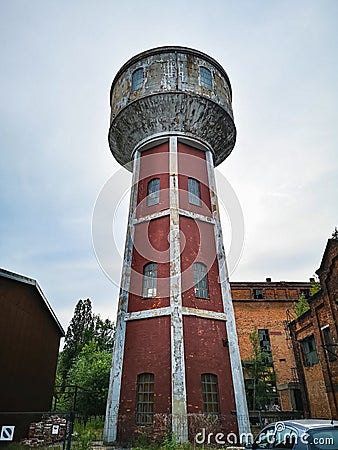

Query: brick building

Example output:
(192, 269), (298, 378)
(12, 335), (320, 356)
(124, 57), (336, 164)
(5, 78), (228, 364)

(289, 237), (338, 419)
(231, 279), (312, 413)
(0, 268), (64, 441)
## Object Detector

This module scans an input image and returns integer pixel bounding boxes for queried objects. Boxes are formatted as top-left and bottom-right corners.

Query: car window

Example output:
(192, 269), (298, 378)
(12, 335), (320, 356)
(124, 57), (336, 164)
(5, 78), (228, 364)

(308, 428), (338, 450)
(253, 425), (299, 450)
(253, 426), (275, 449)
(274, 427), (298, 449)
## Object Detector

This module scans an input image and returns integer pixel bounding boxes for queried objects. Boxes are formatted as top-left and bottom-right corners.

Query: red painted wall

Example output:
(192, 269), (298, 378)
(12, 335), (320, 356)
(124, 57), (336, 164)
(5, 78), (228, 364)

(136, 143), (169, 219)
(184, 316), (234, 412)
(128, 216), (170, 312)
(118, 140), (237, 441)
(178, 142), (212, 215)
(180, 216), (223, 312)
(118, 316), (171, 439)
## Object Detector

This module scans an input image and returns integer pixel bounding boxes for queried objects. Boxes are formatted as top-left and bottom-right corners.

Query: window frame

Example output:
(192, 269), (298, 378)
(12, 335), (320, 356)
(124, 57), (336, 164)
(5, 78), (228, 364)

(132, 67), (144, 92)
(194, 262), (209, 299)
(253, 289), (264, 299)
(142, 262), (157, 298)
(201, 373), (220, 415)
(136, 373), (154, 425)
(199, 66), (212, 90)
(147, 178), (160, 206)
(322, 326), (337, 362)
(301, 334), (319, 367)
(188, 177), (201, 206)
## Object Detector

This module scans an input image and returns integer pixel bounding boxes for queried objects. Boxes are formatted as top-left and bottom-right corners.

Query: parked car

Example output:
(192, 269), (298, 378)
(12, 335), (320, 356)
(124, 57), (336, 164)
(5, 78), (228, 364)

(249, 419), (338, 449)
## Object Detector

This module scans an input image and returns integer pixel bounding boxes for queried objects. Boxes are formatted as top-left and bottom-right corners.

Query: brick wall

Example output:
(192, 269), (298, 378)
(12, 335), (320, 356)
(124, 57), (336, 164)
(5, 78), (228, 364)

(231, 280), (311, 411)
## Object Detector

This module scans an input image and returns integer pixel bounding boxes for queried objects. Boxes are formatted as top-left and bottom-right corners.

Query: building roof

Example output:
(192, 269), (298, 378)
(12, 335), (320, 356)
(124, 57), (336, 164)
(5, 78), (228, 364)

(230, 280), (311, 287)
(316, 238), (338, 277)
(0, 267), (65, 336)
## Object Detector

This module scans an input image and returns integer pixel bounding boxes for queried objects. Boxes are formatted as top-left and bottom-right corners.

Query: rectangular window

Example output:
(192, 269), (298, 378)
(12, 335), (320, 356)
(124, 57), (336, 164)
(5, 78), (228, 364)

(300, 289), (310, 299)
(142, 263), (157, 298)
(132, 68), (144, 92)
(136, 373), (154, 424)
(258, 329), (273, 363)
(194, 262), (209, 299)
(301, 335), (319, 367)
(201, 373), (219, 414)
(147, 178), (160, 206)
(253, 289), (264, 299)
(188, 177), (201, 206)
(322, 326), (337, 362)
(200, 67), (212, 90)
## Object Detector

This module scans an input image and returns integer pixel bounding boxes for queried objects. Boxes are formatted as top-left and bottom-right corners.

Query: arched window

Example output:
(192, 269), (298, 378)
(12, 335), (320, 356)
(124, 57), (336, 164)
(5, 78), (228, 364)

(201, 373), (219, 414)
(194, 262), (209, 299)
(142, 262), (157, 298)
(200, 67), (212, 90)
(136, 373), (154, 424)
(147, 178), (160, 206)
(188, 177), (201, 206)
(132, 67), (144, 92)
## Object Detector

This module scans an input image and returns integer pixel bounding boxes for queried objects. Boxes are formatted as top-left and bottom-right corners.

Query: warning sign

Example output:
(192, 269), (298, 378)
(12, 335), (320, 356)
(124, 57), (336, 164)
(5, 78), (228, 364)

(0, 425), (15, 441)
(51, 424), (60, 435)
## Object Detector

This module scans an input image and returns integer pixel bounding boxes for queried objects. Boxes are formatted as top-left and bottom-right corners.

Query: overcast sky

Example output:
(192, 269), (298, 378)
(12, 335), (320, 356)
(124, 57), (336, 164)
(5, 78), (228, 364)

(1, 1), (337, 335)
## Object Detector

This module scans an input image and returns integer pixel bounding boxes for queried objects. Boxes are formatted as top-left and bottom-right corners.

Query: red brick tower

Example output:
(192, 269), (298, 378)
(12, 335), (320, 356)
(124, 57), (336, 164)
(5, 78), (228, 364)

(104, 47), (249, 444)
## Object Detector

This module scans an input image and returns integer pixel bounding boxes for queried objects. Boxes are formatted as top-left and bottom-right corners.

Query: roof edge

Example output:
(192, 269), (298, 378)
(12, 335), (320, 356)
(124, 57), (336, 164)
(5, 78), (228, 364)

(0, 267), (65, 337)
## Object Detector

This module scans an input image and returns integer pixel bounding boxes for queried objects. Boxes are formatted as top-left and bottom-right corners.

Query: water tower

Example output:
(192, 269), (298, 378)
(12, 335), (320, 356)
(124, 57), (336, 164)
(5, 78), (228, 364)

(104, 46), (249, 444)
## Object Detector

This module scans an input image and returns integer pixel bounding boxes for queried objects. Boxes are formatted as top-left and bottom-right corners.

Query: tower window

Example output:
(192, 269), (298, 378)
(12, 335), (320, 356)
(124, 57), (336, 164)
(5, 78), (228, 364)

(200, 67), (212, 90)
(301, 335), (319, 367)
(194, 262), (209, 299)
(147, 178), (160, 206)
(188, 177), (201, 206)
(132, 68), (144, 92)
(201, 373), (219, 414)
(136, 373), (154, 424)
(142, 262), (157, 298)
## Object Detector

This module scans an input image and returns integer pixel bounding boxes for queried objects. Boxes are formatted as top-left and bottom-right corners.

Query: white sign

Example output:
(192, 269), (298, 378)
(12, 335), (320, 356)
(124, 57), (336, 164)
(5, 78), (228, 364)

(0, 425), (15, 441)
(51, 424), (60, 435)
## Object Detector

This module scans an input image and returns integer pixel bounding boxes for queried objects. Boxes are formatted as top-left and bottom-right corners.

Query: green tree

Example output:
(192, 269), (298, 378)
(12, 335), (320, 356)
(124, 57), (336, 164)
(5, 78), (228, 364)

(310, 280), (321, 296)
(57, 299), (115, 391)
(92, 315), (115, 352)
(293, 293), (310, 317)
(293, 278), (321, 318)
(58, 299), (94, 386)
(67, 340), (112, 418)
(242, 327), (277, 410)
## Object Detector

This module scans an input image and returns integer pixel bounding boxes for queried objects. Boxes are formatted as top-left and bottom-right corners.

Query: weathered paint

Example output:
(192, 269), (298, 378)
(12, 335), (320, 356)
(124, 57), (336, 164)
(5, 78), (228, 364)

(108, 47), (236, 169)
(169, 137), (188, 442)
(118, 317), (172, 438)
(124, 306), (226, 322)
(124, 306), (172, 321)
(205, 149), (251, 436)
(105, 46), (247, 444)
(133, 208), (215, 226)
(181, 307), (226, 321)
(103, 151), (140, 443)
(178, 208), (214, 224)
(133, 208), (170, 225)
